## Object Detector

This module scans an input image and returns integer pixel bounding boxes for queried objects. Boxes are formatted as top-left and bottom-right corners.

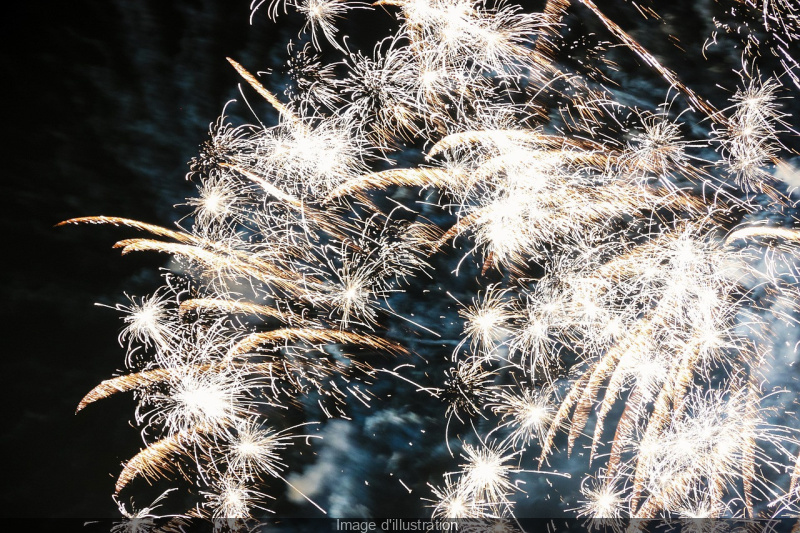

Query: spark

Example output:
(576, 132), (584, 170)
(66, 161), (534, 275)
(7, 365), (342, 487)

(576, 478), (626, 520)
(488, 385), (556, 448)
(199, 474), (270, 519)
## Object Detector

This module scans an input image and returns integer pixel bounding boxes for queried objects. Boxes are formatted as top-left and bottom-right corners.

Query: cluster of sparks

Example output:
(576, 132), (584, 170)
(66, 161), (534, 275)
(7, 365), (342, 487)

(62, 0), (800, 527)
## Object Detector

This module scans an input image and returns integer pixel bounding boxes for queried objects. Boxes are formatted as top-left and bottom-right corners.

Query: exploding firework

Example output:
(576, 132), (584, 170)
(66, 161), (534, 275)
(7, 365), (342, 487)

(64, 0), (800, 523)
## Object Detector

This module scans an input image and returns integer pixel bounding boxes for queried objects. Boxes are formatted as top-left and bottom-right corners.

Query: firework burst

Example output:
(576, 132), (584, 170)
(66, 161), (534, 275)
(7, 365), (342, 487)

(64, 0), (800, 523)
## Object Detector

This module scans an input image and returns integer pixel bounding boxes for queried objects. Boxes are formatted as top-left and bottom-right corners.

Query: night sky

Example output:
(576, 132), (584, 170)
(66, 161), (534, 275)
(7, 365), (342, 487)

(3, 0), (800, 521)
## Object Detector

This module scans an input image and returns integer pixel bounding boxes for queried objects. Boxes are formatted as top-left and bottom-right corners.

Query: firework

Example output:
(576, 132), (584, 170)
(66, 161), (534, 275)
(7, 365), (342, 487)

(65, 0), (800, 522)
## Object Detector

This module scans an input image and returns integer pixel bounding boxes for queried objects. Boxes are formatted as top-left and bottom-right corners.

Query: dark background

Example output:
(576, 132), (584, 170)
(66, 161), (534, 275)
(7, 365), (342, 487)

(2, 0), (798, 520)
